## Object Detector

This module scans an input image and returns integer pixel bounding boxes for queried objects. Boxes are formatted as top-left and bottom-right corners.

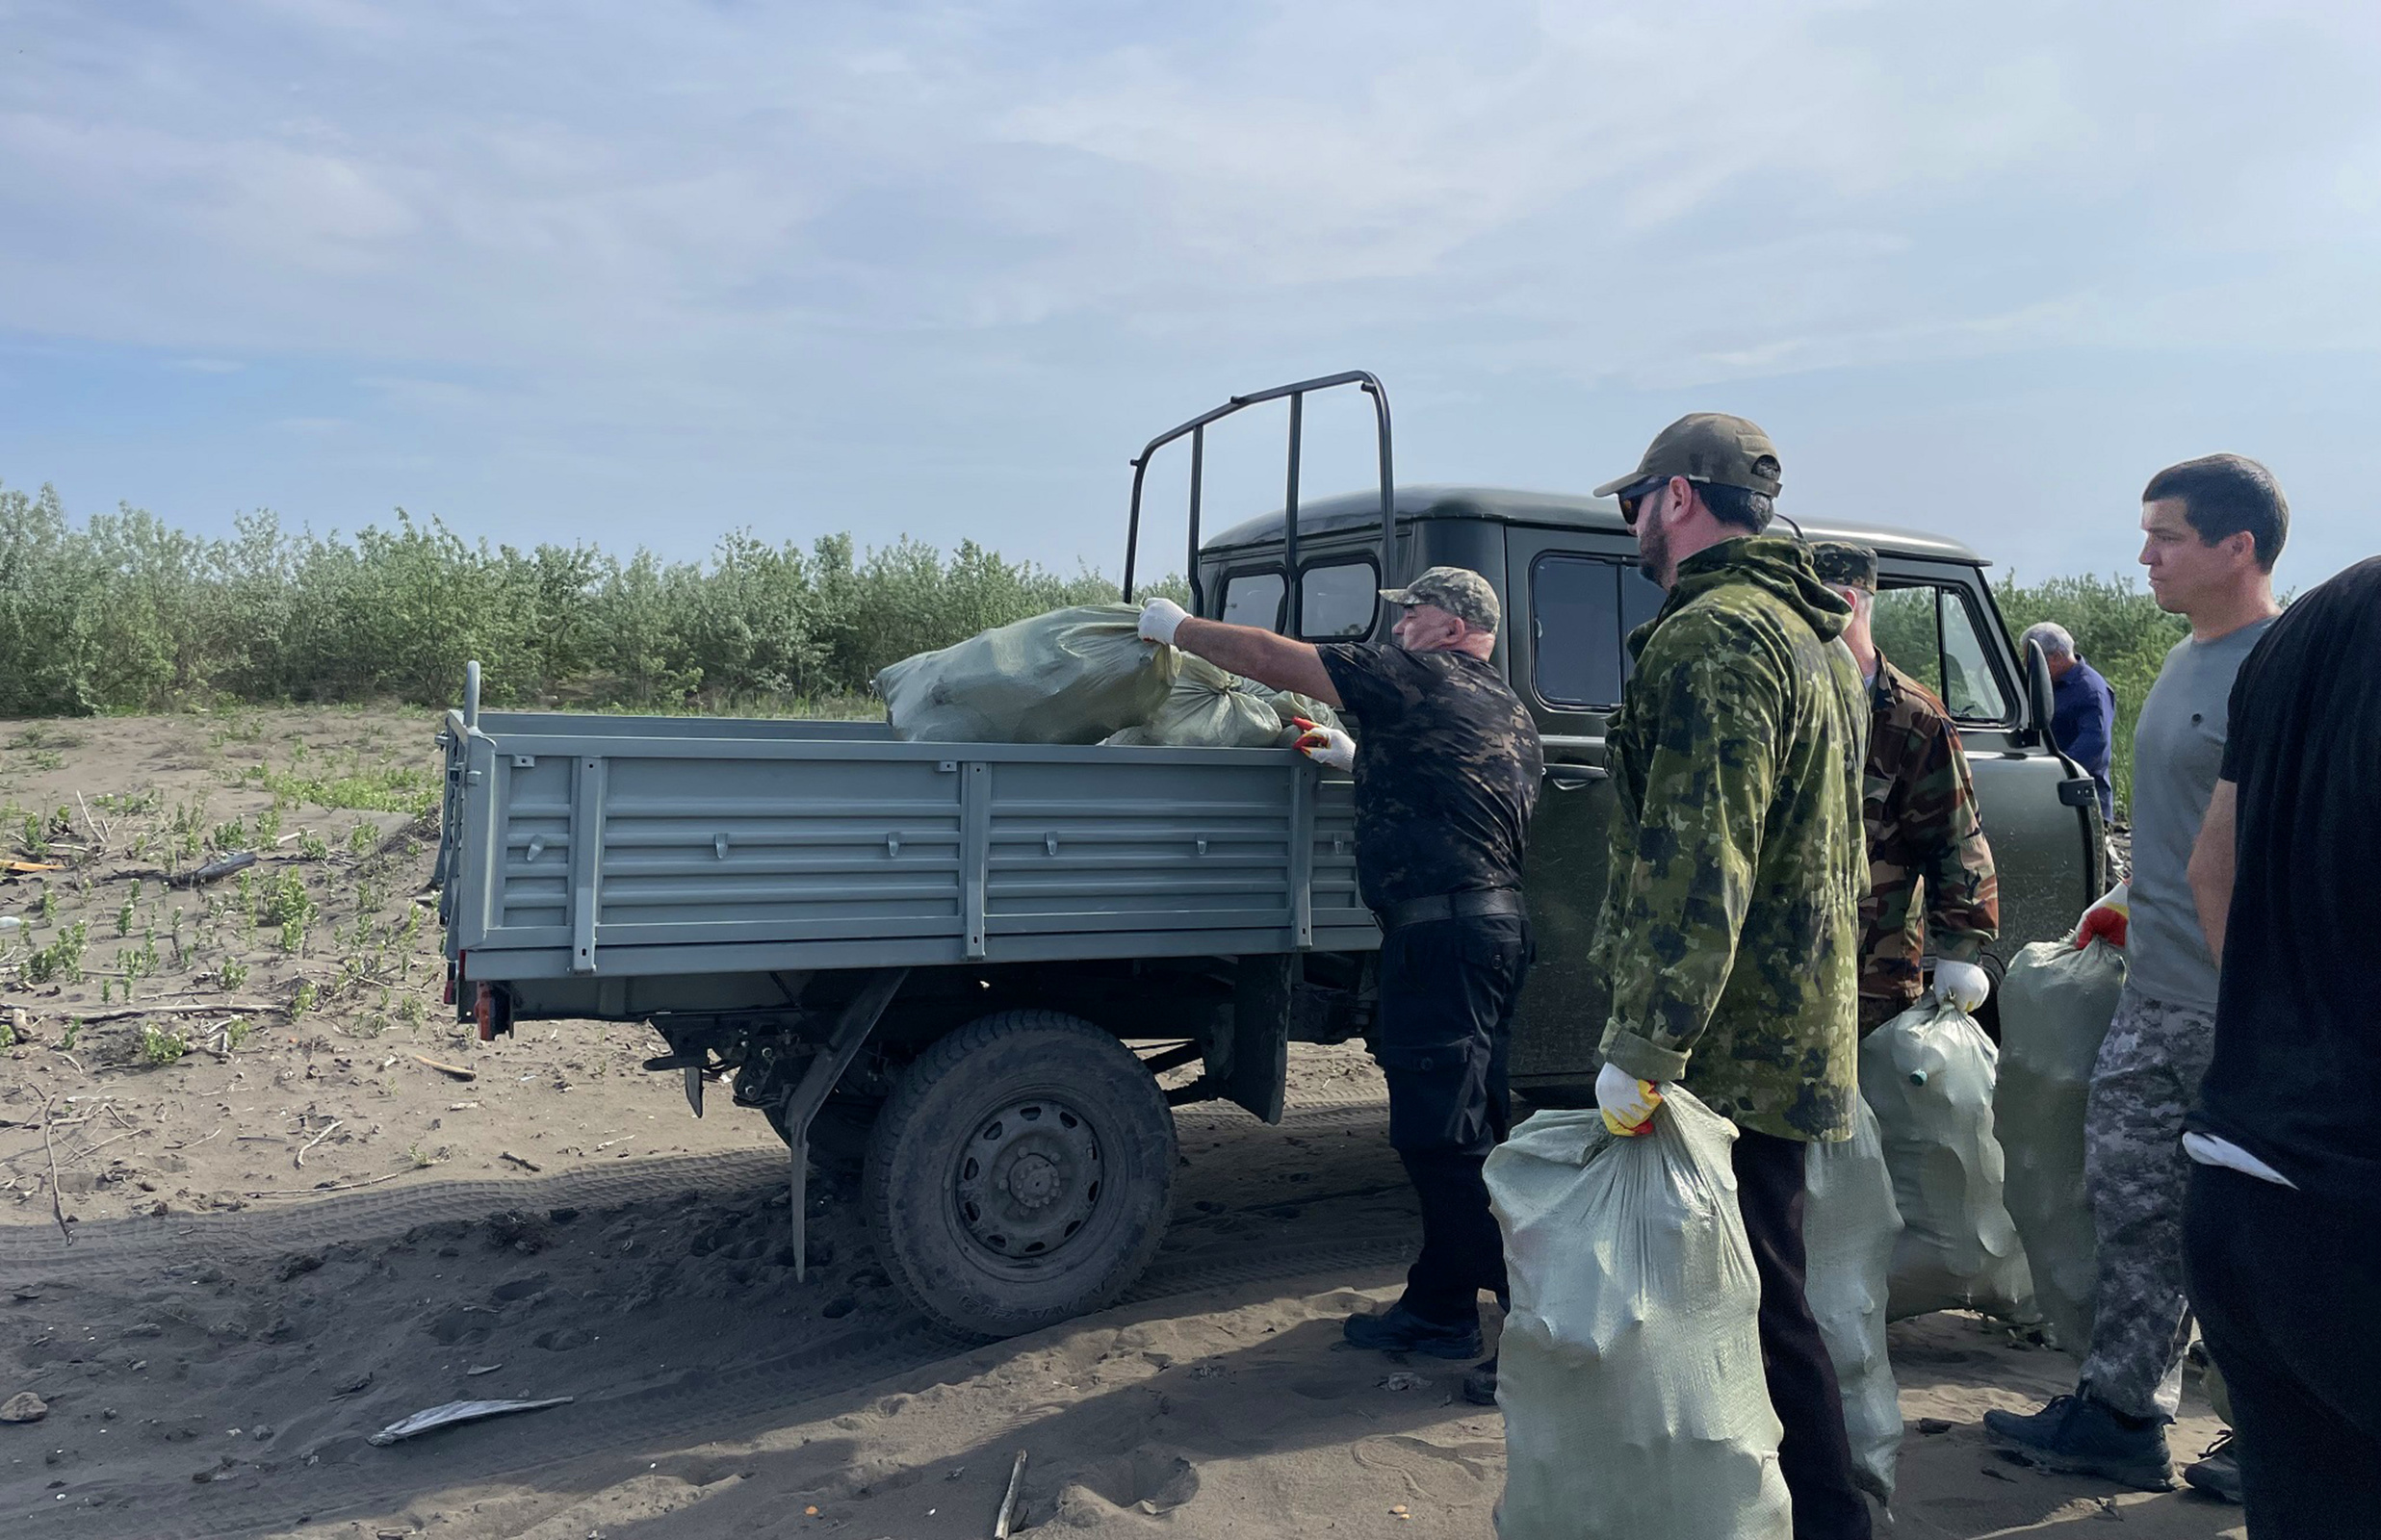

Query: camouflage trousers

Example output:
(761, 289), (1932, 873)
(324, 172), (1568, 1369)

(2077, 986), (2214, 1421)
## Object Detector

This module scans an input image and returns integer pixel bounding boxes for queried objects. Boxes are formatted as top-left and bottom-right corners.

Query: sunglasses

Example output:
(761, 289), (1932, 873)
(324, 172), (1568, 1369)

(1618, 473), (1709, 527)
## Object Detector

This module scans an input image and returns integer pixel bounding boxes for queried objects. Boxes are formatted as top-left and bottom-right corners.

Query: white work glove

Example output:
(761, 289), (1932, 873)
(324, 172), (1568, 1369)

(2076, 881), (2131, 951)
(1595, 1062), (1665, 1139)
(1931, 959), (1991, 1014)
(1290, 717), (1354, 772)
(1137, 597), (1188, 646)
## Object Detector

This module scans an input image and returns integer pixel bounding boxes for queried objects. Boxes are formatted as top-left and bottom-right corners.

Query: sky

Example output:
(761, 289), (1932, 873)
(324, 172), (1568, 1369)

(4, 0), (2378, 589)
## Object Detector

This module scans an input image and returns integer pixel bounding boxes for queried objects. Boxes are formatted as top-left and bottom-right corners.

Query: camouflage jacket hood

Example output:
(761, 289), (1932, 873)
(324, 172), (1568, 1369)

(1594, 535), (1870, 1142)
(1632, 536), (1853, 658)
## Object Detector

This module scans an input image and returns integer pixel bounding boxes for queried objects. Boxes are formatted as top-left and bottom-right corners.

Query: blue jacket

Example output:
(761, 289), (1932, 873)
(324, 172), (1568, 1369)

(2052, 658), (2115, 820)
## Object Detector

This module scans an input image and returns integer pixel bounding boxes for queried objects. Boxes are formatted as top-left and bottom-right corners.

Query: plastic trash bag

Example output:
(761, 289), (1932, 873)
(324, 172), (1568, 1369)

(1861, 997), (2037, 1322)
(1099, 657), (1352, 750)
(877, 604), (1177, 744)
(1995, 936), (2125, 1351)
(1132, 654), (1288, 748)
(1804, 1096), (1906, 1503)
(1488, 1089), (1792, 1540)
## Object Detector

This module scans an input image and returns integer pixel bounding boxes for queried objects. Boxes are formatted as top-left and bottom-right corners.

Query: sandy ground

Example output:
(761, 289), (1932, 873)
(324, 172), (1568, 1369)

(2, 709), (2244, 1538)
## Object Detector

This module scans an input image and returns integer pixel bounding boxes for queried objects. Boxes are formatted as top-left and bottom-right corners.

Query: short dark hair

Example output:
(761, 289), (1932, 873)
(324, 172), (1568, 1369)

(2141, 454), (2288, 572)
(1696, 481), (1773, 535)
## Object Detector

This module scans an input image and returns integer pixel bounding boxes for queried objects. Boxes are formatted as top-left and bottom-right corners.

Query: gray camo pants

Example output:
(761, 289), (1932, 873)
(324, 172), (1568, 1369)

(2077, 985), (2213, 1421)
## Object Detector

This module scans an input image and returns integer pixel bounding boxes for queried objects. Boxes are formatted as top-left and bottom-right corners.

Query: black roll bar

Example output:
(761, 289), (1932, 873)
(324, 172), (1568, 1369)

(1121, 372), (1396, 639)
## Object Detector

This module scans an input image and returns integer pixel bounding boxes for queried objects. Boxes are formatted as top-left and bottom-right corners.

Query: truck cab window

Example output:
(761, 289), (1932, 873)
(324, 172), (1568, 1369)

(1530, 554), (1625, 709)
(1873, 582), (2012, 725)
(1220, 571), (1285, 629)
(1298, 560), (1378, 640)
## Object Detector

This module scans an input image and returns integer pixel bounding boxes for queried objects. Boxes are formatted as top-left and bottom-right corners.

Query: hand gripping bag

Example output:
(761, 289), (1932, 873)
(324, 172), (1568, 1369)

(1993, 936), (2125, 1351)
(1487, 1090), (1792, 1540)
(1803, 1096), (1906, 1503)
(876, 604), (1177, 744)
(1860, 998), (2037, 1322)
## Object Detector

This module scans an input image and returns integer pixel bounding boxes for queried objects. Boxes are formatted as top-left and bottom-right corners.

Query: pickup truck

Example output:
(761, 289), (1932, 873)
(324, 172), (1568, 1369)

(434, 372), (2106, 1339)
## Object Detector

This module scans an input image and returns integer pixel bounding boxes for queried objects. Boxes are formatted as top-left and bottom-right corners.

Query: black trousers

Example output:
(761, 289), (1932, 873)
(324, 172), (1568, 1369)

(1372, 911), (1531, 1326)
(1733, 1127), (1874, 1540)
(2184, 1162), (2381, 1535)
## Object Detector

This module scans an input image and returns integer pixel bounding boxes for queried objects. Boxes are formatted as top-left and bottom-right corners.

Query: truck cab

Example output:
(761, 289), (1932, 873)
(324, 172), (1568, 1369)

(1193, 481), (2108, 1099)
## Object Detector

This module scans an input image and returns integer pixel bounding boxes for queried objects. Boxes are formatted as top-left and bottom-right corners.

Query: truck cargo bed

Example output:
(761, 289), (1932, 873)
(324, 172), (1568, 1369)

(437, 709), (1375, 988)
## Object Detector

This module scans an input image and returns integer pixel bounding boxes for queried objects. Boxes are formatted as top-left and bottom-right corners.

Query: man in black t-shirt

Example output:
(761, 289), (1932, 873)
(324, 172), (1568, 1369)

(1140, 567), (1542, 1386)
(2180, 554), (2381, 1528)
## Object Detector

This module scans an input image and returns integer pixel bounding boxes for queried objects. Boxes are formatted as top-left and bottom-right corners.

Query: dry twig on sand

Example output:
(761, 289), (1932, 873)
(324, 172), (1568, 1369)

(39, 1094), (70, 1245)
(295, 1118), (344, 1168)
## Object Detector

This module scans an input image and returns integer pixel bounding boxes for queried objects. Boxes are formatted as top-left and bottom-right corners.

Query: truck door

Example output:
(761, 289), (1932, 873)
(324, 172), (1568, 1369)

(1500, 526), (1666, 1103)
(1869, 568), (2107, 988)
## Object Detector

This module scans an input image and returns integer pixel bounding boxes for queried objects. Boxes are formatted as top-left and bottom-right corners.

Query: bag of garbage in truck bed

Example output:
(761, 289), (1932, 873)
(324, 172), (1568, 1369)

(1995, 934), (2126, 1352)
(1804, 1095), (1906, 1503)
(1488, 1090), (1792, 1540)
(1861, 997), (2037, 1322)
(877, 603), (1178, 744)
(1103, 654), (1352, 749)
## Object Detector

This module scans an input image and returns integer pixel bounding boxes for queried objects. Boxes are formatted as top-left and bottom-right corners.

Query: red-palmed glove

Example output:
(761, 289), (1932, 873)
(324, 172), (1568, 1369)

(1289, 717), (1354, 772)
(2076, 882), (2130, 950)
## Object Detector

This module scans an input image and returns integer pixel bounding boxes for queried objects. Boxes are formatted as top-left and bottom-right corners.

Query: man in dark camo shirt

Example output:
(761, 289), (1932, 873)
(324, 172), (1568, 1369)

(1139, 567), (1541, 1397)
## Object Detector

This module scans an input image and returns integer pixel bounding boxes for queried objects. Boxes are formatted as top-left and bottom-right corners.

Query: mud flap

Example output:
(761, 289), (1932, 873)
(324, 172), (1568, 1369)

(1226, 955), (1292, 1125)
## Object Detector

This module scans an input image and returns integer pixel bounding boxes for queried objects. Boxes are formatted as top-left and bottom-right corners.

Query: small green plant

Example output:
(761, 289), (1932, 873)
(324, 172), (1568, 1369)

(225, 1017), (252, 1051)
(58, 1018), (79, 1052)
(213, 816), (248, 852)
(116, 897), (136, 937)
(404, 1142), (433, 1168)
(38, 890), (55, 924)
(220, 957), (249, 990)
(254, 806), (282, 845)
(21, 813), (45, 858)
(291, 979), (317, 1017)
(99, 978), (114, 1004)
(24, 922), (88, 986)
(348, 821), (377, 858)
(139, 1024), (188, 1066)
(280, 916), (307, 955)
(297, 830), (329, 860)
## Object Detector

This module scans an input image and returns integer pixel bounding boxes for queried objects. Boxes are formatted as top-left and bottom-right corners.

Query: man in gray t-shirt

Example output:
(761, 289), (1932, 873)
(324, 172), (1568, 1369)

(1988, 454), (2288, 1498)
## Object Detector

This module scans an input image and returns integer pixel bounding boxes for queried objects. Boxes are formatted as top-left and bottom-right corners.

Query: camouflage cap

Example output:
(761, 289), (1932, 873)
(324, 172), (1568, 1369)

(1380, 565), (1499, 631)
(1810, 541), (1878, 592)
(1593, 413), (1783, 500)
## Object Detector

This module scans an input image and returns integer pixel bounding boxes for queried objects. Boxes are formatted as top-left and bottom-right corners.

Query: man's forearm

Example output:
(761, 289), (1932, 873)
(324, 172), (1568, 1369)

(1172, 617), (1342, 707)
(2188, 779), (2239, 964)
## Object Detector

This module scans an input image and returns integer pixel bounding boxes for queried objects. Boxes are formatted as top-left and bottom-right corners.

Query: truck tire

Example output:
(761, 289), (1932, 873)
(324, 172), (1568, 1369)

(863, 1010), (1177, 1339)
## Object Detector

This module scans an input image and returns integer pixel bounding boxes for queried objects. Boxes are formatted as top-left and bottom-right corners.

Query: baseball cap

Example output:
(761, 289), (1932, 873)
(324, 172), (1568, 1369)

(1593, 413), (1784, 500)
(1379, 566), (1499, 631)
(1810, 542), (1878, 592)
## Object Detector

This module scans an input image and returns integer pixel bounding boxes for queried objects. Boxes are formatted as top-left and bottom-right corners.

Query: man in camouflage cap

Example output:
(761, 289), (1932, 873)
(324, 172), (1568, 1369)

(1809, 541), (2000, 1034)
(1379, 566), (1500, 631)
(1137, 563), (1541, 1393)
(1588, 413), (1876, 1538)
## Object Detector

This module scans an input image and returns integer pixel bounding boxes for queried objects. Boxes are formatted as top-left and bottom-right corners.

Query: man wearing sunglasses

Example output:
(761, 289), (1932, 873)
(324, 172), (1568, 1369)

(1589, 414), (1875, 1539)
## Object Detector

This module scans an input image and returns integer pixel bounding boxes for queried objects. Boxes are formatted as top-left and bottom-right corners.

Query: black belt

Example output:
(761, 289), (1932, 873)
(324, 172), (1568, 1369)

(1375, 887), (1525, 932)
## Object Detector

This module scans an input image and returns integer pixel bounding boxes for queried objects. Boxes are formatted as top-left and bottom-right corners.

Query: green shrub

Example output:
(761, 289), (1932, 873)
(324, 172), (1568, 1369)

(0, 477), (1173, 717)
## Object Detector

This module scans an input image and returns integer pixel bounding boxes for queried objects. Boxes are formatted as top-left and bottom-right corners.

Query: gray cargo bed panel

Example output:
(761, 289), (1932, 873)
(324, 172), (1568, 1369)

(441, 715), (1372, 982)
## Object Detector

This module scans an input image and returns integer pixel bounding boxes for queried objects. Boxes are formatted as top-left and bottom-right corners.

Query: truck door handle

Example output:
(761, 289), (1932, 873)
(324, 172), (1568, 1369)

(1545, 764), (1608, 791)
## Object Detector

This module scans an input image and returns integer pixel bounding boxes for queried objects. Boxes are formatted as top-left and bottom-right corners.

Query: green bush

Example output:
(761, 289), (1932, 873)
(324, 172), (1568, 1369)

(0, 479), (1165, 717)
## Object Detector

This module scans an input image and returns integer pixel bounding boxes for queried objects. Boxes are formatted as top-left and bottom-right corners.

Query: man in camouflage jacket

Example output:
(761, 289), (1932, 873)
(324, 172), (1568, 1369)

(1811, 543), (2000, 1033)
(1591, 415), (1874, 1540)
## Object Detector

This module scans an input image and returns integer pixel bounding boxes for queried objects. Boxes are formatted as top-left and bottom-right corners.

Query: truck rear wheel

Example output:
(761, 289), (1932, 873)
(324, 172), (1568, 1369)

(863, 1010), (1176, 1339)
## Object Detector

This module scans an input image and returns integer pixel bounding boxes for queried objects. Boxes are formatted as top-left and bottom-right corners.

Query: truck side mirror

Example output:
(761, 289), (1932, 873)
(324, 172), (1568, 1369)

(2023, 639), (2057, 752)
